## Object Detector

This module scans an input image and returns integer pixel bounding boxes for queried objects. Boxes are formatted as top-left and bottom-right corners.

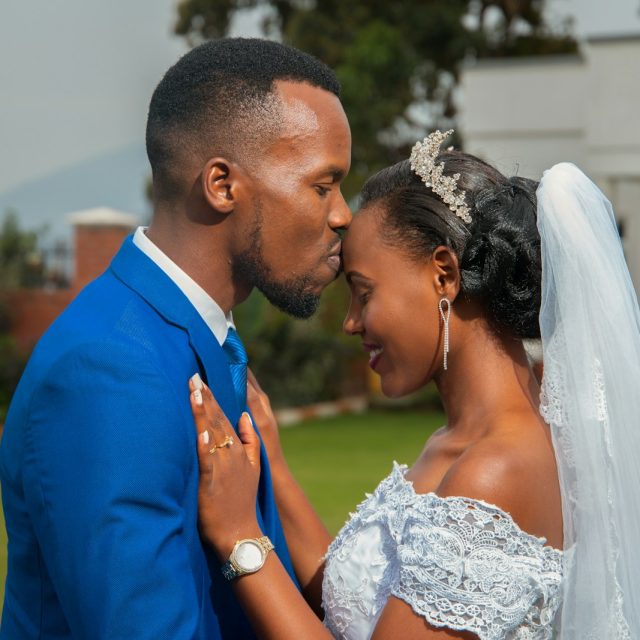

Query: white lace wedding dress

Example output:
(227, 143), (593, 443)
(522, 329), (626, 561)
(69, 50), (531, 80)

(322, 463), (563, 639)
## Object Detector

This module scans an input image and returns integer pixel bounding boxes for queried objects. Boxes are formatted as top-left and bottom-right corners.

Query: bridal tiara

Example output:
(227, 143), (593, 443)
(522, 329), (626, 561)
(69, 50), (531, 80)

(409, 129), (472, 224)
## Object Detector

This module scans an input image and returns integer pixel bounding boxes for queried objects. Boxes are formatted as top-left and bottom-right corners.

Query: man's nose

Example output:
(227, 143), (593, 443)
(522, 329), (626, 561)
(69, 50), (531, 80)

(329, 194), (353, 230)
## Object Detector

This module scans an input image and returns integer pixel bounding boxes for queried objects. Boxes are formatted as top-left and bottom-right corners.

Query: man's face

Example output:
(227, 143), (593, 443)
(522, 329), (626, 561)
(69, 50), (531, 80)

(234, 81), (352, 318)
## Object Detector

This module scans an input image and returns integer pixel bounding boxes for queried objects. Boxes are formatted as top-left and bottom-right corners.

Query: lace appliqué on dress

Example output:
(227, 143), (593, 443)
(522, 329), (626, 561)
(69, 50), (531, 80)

(323, 464), (563, 640)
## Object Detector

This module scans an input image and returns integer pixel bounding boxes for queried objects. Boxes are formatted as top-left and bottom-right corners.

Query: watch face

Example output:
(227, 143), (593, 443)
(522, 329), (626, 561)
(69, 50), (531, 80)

(235, 540), (264, 572)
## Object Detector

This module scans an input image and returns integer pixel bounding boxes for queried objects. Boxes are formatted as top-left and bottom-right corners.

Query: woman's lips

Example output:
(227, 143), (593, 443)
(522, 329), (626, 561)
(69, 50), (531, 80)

(364, 344), (384, 371)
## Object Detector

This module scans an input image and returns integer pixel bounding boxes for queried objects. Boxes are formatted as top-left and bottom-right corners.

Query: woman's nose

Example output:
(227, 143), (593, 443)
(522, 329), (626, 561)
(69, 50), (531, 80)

(343, 308), (361, 336)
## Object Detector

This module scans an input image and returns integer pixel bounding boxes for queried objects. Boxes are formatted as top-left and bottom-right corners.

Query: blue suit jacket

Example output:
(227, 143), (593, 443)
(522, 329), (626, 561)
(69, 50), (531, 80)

(0, 236), (297, 639)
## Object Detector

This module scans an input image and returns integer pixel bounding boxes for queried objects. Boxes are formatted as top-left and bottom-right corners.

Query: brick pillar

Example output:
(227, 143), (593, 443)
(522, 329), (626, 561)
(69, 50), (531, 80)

(73, 225), (132, 290)
(69, 208), (138, 291)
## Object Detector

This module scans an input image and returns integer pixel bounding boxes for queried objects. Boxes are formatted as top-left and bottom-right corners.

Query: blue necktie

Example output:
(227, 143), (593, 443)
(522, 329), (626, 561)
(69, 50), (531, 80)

(222, 327), (248, 409)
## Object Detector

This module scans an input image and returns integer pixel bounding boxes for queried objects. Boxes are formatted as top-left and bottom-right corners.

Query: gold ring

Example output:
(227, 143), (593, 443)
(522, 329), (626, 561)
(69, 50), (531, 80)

(209, 435), (234, 454)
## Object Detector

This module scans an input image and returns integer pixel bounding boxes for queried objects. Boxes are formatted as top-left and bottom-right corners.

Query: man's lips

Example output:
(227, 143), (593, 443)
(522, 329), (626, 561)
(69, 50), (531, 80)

(327, 255), (341, 272)
(327, 242), (342, 273)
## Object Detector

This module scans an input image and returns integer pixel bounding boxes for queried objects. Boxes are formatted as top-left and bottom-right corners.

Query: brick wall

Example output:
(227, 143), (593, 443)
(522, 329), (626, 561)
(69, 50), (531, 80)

(3, 289), (75, 352)
(4, 222), (133, 352)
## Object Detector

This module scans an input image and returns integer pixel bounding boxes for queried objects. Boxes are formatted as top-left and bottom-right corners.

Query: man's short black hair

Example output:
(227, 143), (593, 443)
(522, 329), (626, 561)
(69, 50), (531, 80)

(146, 38), (340, 200)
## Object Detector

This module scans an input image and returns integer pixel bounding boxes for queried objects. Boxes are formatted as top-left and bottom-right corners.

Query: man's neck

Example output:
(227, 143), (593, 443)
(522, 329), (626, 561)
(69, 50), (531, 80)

(145, 215), (250, 315)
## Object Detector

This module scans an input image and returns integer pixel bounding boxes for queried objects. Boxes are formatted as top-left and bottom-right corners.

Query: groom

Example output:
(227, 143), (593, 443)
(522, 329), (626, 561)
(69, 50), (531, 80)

(0, 38), (351, 639)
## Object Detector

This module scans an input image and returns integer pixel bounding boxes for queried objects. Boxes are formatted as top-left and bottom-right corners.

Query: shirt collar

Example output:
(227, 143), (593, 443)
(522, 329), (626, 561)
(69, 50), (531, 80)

(132, 226), (233, 346)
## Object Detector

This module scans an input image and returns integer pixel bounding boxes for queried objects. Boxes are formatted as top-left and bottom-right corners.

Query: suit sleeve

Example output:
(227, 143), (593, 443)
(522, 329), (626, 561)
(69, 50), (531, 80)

(23, 339), (202, 639)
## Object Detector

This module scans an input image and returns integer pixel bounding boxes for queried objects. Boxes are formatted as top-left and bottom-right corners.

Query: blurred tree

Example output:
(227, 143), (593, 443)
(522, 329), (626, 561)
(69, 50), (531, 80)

(174, 0), (577, 195)
(0, 327), (27, 422)
(0, 209), (46, 290)
(0, 211), (46, 419)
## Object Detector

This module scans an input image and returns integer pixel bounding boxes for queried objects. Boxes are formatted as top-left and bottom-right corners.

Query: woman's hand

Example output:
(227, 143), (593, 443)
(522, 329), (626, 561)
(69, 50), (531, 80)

(189, 374), (263, 559)
(247, 369), (287, 471)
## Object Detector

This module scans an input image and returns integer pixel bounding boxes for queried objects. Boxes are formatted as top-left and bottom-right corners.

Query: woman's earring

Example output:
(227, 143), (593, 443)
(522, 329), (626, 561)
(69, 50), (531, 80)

(438, 298), (451, 370)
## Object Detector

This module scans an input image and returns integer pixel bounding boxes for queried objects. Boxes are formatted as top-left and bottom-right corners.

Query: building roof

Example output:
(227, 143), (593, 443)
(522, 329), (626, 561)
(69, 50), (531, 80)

(588, 33), (640, 44)
(66, 206), (139, 228)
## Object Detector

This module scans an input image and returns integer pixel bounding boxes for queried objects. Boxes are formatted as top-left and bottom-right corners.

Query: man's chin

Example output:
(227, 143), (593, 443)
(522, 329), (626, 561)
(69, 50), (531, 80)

(274, 296), (320, 319)
(260, 286), (321, 319)
(286, 304), (319, 320)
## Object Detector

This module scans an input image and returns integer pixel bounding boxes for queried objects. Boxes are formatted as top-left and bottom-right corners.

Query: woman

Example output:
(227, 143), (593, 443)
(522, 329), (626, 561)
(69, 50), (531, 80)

(189, 131), (640, 638)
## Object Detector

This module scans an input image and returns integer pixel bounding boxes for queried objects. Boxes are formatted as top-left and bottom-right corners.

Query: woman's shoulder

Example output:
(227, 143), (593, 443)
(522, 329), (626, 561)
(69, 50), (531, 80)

(436, 434), (526, 502)
(434, 425), (562, 548)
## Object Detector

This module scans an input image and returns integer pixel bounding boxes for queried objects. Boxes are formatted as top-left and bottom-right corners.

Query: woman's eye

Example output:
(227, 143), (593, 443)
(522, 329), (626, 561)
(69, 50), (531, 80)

(315, 185), (330, 197)
(358, 291), (370, 305)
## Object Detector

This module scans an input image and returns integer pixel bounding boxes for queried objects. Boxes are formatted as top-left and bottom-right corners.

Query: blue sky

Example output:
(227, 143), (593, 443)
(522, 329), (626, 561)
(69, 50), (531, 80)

(1, 0), (638, 246)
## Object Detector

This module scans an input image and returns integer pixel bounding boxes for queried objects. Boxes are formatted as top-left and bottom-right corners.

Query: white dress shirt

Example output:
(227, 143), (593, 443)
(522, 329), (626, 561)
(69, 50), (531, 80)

(132, 227), (233, 346)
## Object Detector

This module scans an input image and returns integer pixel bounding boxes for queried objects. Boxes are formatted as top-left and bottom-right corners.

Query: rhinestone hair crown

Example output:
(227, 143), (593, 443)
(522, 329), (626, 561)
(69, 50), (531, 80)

(409, 129), (472, 224)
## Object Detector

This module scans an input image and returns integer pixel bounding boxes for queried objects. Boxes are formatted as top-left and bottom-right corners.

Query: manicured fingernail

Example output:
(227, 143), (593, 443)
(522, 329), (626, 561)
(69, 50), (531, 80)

(193, 389), (203, 406)
(190, 373), (203, 390)
(242, 411), (254, 426)
(200, 430), (209, 445)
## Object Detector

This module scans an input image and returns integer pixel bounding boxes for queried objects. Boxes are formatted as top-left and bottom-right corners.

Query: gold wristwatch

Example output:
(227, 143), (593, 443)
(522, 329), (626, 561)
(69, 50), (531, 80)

(221, 536), (274, 580)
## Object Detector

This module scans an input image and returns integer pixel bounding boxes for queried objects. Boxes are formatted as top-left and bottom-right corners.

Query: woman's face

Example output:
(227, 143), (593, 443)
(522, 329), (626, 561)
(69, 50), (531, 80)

(342, 204), (445, 397)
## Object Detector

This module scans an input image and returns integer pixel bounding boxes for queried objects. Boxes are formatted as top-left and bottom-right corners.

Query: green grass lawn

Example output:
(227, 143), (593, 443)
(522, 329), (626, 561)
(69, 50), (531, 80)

(280, 407), (445, 534)
(0, 407), (444, 616)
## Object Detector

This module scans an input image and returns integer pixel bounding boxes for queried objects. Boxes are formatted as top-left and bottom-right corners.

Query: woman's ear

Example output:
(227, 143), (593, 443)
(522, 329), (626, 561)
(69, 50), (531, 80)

(431, 245), (461, 302)
(201, 157), (238, 214)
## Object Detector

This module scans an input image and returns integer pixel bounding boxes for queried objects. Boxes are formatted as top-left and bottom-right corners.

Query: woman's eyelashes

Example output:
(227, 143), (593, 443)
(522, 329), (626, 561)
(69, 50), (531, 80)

(314, 184), (331, 197)
(351, 285), (371, 306)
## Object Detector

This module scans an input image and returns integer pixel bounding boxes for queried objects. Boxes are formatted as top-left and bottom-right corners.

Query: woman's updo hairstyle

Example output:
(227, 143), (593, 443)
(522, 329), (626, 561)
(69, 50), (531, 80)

(359, 151), (542, 340)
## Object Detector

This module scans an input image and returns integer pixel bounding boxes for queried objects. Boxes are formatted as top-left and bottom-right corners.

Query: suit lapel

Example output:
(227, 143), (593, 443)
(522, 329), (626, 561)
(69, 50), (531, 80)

(109, 236), (242, 423)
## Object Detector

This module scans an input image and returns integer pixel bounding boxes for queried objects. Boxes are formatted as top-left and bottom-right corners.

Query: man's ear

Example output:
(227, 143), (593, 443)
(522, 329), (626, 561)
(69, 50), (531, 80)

(201, 158), (239, 214)
(431, 245), (461, 301)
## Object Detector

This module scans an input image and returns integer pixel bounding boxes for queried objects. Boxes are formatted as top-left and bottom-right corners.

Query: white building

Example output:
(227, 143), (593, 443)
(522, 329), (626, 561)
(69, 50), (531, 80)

(460, 34), (640, 289)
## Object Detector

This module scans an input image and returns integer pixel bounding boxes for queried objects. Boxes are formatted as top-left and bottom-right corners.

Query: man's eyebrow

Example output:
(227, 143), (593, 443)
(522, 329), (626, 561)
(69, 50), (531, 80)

(317, 166), (346, 182)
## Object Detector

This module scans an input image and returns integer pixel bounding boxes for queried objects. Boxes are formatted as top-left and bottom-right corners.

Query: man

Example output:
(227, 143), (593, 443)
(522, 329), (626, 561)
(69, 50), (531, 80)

(0, 38), (351, 639)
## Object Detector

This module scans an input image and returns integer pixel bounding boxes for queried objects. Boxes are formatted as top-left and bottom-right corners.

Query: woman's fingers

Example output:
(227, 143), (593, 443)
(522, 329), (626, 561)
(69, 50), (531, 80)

(247, 367), (263, 393)
(246, 375), (262, 412)
(245, 371), (286, 468)
(201, 383), (235, 438)
(238, 412), (261, 470)
(189, 377), (215, 481)
(189, 373), (214, 439)
(188, 373), (252, 459)
(187, 373), (262, 553)
(189, 373), (234, 438)
(247, 370), (274, 420)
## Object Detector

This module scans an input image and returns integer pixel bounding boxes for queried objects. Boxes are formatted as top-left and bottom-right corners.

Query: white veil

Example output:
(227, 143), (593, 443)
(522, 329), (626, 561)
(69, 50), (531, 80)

(536, 163), (640, 638)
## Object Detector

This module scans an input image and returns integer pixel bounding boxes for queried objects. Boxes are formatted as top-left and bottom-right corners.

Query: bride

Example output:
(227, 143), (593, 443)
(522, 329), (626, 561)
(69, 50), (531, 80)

(187, 131), (640, 639)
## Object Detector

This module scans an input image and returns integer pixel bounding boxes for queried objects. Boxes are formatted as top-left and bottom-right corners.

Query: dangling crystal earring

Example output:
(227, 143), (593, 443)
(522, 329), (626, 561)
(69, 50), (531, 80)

(438, 298), (451, 370)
